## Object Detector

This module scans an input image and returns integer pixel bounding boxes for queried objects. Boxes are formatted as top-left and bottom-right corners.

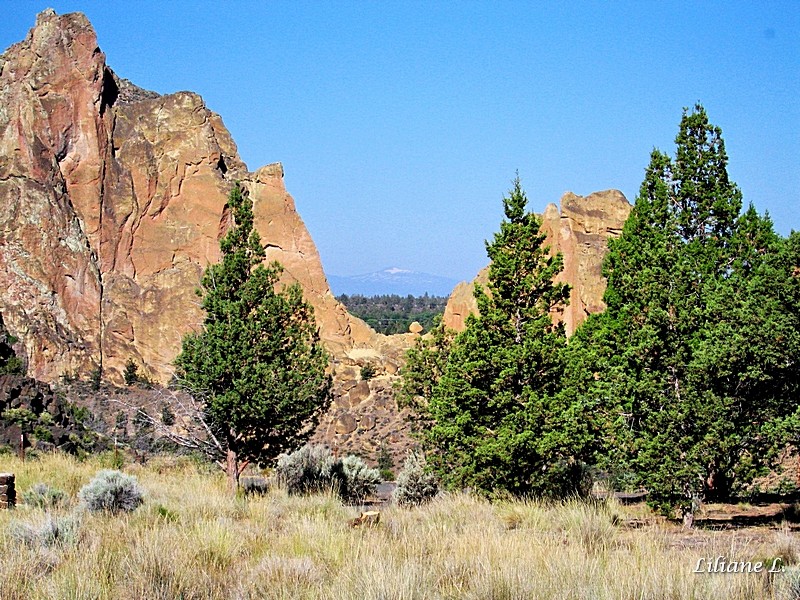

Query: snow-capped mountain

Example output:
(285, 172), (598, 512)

(328, 267), (459, 297)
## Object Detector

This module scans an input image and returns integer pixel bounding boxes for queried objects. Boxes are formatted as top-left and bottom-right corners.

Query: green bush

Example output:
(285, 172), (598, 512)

(340, 455), (381, 504)
(275, 445), (340, 495)
(32, 425), (54, 443)
(22, 483), (67, 510)
(161, 404), (176, 426)
(123, 359), (139, 386)
(360, 363), (376, 381)
(276, 444), (380, 503)
(377, 442), (393, 473)
(89, 367), (102, 390)
(79, 469), (144, 513)
(65, 403), (91, 424)
(393, 452), (439, 506)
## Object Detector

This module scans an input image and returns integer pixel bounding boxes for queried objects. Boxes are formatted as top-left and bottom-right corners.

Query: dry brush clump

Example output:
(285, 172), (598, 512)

(78, 469), (144, 513)
(275, 444), (380, 504)
(392, 451), (439, 506)
(0, 452), (798, 599)
(21, 482), (68, 510)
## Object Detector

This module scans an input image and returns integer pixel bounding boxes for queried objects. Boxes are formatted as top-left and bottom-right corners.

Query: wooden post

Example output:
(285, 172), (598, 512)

(18, 432), (24, 463)
(0, 473), (15, 509)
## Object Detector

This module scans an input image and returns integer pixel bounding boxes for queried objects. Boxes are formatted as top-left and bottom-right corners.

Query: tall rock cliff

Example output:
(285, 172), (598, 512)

(0, 10), (375, 384)
(0, 10), (633, 466)
(442, 190), (631, 334)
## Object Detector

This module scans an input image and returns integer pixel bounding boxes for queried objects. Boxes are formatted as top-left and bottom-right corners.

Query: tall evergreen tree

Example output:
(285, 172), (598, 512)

(175, 183), (331, 492)
(572, 105), (800, 517)
(415, 177), (590, 497)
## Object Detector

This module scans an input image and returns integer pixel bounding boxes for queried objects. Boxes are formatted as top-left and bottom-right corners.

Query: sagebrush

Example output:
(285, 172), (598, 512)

(22, 482), (67, 509)
(8, 513), (81, 548)
(340, 454), (381, 504)
(78, 469), (144, 513)
(276, 444), (380, 503)
(275, 444), (340, 495)
(392, 451), (439, 506)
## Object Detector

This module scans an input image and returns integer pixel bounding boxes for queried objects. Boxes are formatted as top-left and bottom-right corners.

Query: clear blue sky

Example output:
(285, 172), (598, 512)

(5, 1), (799, 282)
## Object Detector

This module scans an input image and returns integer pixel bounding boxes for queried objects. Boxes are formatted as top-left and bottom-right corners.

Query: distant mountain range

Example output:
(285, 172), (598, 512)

(328, 268), (460, 297)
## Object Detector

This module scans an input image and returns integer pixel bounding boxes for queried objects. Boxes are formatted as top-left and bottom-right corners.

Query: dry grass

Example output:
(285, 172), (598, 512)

(1, 452), (798, 599)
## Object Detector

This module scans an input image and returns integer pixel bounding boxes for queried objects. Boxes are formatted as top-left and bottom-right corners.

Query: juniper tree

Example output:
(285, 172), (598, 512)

(175, 183), (331, 493)
(415, 177), (591, 497)
(572, 105), (800, 517)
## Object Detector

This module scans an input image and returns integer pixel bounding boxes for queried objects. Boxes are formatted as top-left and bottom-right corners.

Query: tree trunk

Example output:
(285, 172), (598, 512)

(226, 446), (239, 495)
(705, 469), (731, 503)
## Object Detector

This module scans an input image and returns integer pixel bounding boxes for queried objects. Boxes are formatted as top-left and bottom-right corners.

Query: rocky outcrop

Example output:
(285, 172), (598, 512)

(0, 11), (633, 465)
(309, 372), (415, 470)
(0, 10), (376, 384)
(0, 311), (92, 453)
(443, 190), (631, 334)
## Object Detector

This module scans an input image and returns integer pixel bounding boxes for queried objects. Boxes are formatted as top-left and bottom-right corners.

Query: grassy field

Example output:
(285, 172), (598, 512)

(1, 452), (799, 599)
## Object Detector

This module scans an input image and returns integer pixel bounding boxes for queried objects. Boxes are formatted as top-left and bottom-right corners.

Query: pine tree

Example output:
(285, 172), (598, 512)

(575, 105), (800, 517)
(417, 177), (589, 497)
(175, 183), (331, 492)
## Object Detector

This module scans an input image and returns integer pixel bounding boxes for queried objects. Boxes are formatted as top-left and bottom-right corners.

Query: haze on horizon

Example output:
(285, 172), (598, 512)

(4, 1), (798, 283)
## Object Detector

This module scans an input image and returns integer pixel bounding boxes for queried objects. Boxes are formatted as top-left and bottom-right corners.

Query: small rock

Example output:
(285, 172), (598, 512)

(349, 380), (371, 405)
(335, 414), (357, 435)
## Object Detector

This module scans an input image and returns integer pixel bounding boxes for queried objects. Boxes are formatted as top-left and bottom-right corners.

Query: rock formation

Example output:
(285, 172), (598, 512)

(0, 11), (629, 466)
(443, 190), (631, 334)
(0, 313), (99, 453)
(0, 10), (376, 385)
(310, 370), (415, 470)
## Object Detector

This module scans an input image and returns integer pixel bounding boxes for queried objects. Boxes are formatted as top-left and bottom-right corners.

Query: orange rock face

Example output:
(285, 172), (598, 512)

(0, 10), (373, 384)
(442, 190), (631, 335)
(0, 11), (630, 466)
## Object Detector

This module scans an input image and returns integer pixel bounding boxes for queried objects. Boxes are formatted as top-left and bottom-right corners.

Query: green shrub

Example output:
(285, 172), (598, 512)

(276, 445), (380, 503)
(340, 455), (381, 504)
(275, 445), (340, 495)
(22, 483), (67, 510)
(393, 452), (439, 506)
(114, 411), (128, 437)
(89, 366), (102, 390)
(65, 403), (90, 424)
(154, 504), (179, 523)
(78, 469), (144, 513)
(123, 359), (141, 386)
(377, 442), (394, 472)
(160, 404), (176, 426)
(32, 425), (54, 443)
(360, 363), (376, 381)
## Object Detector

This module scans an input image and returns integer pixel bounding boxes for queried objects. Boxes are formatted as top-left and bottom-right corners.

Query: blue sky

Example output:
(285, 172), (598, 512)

(4, 1), (799, 282)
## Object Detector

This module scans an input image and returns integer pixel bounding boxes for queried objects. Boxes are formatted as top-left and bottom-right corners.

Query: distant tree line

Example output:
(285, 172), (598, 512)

(336, 293), (449, 334)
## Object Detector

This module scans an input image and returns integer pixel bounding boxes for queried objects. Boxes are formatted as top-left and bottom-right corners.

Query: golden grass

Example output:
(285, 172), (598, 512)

(1, 452), (799, 599)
